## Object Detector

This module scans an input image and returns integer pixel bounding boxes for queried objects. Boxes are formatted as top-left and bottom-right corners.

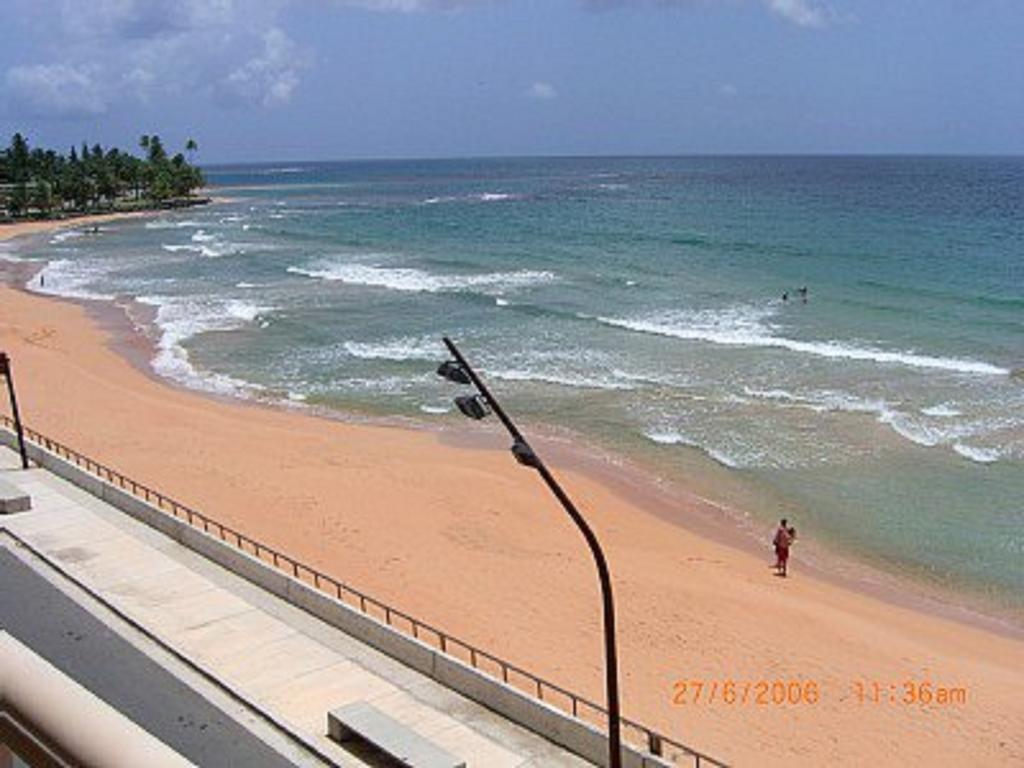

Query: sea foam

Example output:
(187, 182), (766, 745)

(343, 337), (441, 362)
(49, 229), (84, 244)
(952, 444), (1000, 464)
(136, 295), (272, 396)
(145, 219), (204, 230)
(161, 234), (249, 258)
(598, 306), (1009, 376)
(921, 404), (962, 418)
(32, 259), (116, 301)
(287, 260), (555, 295)
(488, 367), (636, 391)
(642, 429), (742, 468)
(743, 386), (1010, 454)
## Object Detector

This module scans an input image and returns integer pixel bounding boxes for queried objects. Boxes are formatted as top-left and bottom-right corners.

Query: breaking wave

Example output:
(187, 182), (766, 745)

(343, 337), (441, 362)
(421, 192), (518, 205)
(744, 386), (1011, 459)
(642, 429), (742, 468)
(160, 230), (258, 258)
(287, 260), (555, 295)
(921, 404), (962, 418)
(31, 259), (116, 301)
(136, 295), (272, 396)
(145, 219), (204, 230)
(952, 444), (1001, 464)
(49, 229), (84, 244)
(598, 306), (1009, 376)
(487, 367), (636, 391)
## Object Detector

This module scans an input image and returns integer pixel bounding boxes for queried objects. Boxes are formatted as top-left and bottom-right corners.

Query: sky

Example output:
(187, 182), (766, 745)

(1, 0), (1022, 162)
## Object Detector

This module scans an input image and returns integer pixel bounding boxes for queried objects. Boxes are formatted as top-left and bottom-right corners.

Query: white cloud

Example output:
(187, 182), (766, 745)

(55, 0), (239, 40)
(218, 28), (309, 107)
(581, 0), (831, 28)
(3, 0), (307, 115)
(526, 81), (558, 100)
(5, 63), (107, 117)
(766, 0), (826, 28)
(2, 0), (830, 119)
(338, 0), (832, 26)
(329, 0), (487, 10)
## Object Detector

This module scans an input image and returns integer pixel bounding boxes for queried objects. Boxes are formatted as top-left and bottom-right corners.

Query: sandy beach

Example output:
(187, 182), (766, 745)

(0, 266), (1021, 764)
(0, 212), (153, 244)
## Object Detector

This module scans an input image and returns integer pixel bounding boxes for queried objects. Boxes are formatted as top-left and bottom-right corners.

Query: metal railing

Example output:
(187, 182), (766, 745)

(0, 414), (726, 767)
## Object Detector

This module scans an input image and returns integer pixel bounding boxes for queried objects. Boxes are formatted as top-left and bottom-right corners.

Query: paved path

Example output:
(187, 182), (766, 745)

(0, 448), (591, 767)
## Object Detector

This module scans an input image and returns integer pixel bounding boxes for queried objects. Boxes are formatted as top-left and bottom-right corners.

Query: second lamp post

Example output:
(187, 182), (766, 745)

(436, 336), (623, 768)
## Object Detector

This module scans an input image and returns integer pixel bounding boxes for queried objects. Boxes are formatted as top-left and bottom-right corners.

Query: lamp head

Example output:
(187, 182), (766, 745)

(455, 394), (490, 420)
(511, 437), (540, 469)
(437, 360), (472, 385)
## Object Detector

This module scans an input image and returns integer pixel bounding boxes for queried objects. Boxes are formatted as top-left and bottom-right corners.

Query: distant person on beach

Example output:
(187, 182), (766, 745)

(773, 519), (794, 577)
(798, 285), (808, 303)
(785, 526), (797, 576)
(782, 291), (789, 302)
(39, 274), (44, 288)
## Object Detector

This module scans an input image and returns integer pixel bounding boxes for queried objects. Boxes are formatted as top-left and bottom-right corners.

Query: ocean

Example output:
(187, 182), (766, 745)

(9, 155), (1024, 619)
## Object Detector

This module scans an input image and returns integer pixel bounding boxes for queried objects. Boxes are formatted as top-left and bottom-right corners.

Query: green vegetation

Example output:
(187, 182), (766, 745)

(0, 133), (206, 222)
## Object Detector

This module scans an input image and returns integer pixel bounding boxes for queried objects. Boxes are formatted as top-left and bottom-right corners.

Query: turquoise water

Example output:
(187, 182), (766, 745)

(9, 156), (1023, 616)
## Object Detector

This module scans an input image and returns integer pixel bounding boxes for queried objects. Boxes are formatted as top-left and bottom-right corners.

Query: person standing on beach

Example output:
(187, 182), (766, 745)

(773, 519), (792, 577)
(784, 525), (797, 577)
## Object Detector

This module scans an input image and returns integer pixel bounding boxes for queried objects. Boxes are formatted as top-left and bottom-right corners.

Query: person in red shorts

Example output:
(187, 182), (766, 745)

(772, 519), (796, 577)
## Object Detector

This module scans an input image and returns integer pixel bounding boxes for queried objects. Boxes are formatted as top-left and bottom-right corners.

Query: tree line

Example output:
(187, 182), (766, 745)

(0, 133), (206, 220)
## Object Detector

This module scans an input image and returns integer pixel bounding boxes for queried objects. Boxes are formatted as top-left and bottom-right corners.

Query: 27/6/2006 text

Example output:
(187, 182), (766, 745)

(672, 679), (819, 706)
(671, 679), (969, 706)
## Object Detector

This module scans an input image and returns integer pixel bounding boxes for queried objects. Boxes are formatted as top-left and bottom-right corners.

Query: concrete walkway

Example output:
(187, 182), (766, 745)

(0, 447), (591, 767)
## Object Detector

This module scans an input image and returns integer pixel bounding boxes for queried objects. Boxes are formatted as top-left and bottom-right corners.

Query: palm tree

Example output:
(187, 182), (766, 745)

(2, 132), (203, 217)
(185, 138), (198, 162)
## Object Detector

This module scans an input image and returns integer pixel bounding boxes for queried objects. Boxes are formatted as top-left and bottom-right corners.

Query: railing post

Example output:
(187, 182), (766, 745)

(0, 352), (30, 469)
(649, 732), (663, 757)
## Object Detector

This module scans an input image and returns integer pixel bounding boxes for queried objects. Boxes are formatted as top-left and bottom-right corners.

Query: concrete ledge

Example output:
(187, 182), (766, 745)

(328, 701), (466, 768)
(0, 429), (667, 768)
(285, 579), (439, 678)
(101, 484), (183, 540)
(0, 477), (30, 514)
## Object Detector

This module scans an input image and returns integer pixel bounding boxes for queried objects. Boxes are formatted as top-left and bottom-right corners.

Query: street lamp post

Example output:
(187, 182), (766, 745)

(0, 352), (29, 470)
(437, 336), (622, 768)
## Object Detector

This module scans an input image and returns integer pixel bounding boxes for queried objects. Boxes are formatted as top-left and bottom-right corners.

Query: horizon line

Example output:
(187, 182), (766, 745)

(198, 151), (1024, 168)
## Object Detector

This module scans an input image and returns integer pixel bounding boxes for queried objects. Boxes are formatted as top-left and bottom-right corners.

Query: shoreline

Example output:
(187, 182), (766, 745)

(3, 221), (1023, 640)
(0, 195), (216, 244)
(16, 258), (1023, 642)
(1, 230), (1022, 764)
(0, 209), (158, 244)
(9, 242), (1019, 642)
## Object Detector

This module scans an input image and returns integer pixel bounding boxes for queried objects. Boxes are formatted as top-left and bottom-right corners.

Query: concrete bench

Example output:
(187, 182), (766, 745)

(327, 702), (465, 768)
(0, 476), (30, 514)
